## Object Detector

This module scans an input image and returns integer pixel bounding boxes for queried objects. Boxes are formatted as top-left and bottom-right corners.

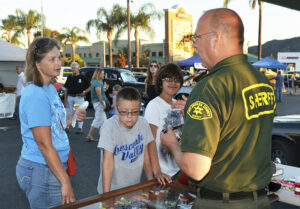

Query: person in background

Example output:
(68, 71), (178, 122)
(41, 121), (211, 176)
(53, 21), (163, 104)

(64, 62), (90, 134)
(144, 61), (160, 107)
(161, 8), (275, 209)
(12, 66), (25, 120)
(275, 70), (283, 102)
(97, 87), (171, 194)
(108, 84), (122, 117)
(144, 63), (183, 179)
(16, 38), (86, 208)
(291, 72), (297, 95)
(86, 69), (107, 142)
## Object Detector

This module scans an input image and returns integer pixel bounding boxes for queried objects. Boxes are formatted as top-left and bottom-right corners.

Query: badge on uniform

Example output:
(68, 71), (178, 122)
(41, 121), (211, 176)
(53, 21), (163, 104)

(78, 78), (82, 83)
(187, 101), (212, 120)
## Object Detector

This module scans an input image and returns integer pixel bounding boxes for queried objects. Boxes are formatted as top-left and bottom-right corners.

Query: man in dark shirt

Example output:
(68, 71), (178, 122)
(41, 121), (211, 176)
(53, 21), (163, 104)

(64, 62), (90, 134)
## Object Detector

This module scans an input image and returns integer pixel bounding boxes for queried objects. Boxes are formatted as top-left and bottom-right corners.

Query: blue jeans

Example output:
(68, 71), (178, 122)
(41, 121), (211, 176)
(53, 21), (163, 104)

(16, 157), (67, 209)
(275, 87), (282, 102)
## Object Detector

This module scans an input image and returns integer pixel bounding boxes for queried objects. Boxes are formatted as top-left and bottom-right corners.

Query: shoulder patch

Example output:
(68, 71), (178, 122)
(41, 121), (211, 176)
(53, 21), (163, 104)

(242, 83), (276, 120)
(187, 101), (212, 120)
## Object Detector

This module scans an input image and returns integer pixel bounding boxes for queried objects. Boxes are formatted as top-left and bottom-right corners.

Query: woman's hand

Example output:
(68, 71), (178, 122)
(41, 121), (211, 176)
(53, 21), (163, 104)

(61, 181), (76, 204)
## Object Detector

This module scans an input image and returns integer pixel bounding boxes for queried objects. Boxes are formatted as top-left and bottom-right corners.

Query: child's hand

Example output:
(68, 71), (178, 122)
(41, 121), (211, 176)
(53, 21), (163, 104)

(155, 172), (172, 185)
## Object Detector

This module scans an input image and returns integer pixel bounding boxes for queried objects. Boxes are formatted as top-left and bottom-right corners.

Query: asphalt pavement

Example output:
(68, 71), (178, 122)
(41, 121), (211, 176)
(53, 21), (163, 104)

(1, 91), (300, 209)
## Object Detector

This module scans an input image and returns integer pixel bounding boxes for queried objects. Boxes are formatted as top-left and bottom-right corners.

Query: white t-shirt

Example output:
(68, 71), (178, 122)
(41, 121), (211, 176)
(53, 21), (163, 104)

(97, 115), (153, 194)
(144, 96), (180, 176)
(16, 72), (25, 96)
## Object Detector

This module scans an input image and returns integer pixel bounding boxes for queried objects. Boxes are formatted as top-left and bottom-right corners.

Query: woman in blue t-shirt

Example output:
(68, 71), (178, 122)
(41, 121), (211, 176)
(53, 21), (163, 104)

(86, 69), (107, 142)
(16, 38), (86, 208)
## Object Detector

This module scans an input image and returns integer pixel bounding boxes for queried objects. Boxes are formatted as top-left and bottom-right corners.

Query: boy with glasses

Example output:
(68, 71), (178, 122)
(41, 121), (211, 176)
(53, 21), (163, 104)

(97, 87), (171, 194)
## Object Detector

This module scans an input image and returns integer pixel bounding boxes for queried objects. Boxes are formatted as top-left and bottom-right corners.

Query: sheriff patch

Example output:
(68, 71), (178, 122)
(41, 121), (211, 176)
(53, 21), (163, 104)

(187, 101), (212, 120)
(242, 83), (276, 120)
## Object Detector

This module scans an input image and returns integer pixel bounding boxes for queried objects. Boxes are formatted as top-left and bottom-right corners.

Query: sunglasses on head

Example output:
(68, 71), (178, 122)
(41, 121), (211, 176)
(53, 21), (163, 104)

(34, 38), (50, 60)
(150, 64), (158, 68)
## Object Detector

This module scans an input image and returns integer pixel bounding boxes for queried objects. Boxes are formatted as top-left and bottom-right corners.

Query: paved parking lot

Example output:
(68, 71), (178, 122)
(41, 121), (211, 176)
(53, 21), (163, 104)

(1, 92), (300, 208)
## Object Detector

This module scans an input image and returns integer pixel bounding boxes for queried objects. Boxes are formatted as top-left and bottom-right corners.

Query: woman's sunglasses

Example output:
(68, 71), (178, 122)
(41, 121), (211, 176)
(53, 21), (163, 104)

(150, 64), (158, 68)
(34, 38), (50, 60)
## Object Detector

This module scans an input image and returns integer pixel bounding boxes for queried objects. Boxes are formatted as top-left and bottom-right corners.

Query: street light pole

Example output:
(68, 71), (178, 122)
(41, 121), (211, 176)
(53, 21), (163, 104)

(127, 0), (132, 71)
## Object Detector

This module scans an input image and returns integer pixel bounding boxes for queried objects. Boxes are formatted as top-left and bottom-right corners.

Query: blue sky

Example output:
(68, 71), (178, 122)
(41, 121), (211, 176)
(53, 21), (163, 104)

(1, 0), (299, 48)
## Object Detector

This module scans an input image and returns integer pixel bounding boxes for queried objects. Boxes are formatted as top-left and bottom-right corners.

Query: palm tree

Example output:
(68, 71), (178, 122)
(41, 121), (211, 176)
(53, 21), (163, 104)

(58, 26), (89, 62)
(114, 3), (162, 68)
(130, 3), (162, 67)
(0, 15), (19, 43)
(15, 9), (41, 47)
(224, 0), (262, 60)
(1, 30), (25, 47)
(86, 4), (127, 67)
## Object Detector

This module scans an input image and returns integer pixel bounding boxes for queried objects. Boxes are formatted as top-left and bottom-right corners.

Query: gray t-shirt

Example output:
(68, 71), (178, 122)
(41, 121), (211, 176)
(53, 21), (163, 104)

(97, 115), (154, 194)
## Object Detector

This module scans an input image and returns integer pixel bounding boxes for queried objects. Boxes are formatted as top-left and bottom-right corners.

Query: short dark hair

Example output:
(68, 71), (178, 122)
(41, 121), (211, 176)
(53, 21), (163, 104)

(155, 63), (183, 95)
(116, 87), (141, 106)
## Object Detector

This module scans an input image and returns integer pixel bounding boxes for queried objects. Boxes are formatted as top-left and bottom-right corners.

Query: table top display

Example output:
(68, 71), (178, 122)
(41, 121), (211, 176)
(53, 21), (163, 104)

(51, 180), (196, 209)
(271, 163), (300, 206)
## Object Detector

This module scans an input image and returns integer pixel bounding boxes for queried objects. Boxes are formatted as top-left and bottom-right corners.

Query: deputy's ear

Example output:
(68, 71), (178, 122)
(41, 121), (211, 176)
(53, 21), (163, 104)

(211, 32), (221, 50)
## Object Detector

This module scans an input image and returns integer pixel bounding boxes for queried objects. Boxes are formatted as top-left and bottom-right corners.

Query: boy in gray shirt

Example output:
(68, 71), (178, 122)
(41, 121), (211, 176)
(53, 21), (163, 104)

(97, 87), (171, 194)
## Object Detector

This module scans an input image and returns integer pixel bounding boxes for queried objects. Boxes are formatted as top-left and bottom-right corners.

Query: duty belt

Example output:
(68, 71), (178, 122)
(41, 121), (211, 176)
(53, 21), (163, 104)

(197, 187), (267, 201)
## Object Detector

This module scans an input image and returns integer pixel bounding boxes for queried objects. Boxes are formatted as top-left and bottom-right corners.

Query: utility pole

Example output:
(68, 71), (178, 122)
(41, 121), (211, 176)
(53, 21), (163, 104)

(127, 0), (132, 70)
(258, 0), (262, 60)
(41, 0), (44, 37)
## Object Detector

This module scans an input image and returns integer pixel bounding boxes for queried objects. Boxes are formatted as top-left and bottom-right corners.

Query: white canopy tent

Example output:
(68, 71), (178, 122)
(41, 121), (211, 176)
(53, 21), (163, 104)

(0, 39), (26, 87)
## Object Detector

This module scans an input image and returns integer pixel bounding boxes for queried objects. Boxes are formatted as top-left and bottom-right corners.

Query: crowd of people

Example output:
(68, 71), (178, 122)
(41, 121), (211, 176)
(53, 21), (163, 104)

(15, 7), (278, 209)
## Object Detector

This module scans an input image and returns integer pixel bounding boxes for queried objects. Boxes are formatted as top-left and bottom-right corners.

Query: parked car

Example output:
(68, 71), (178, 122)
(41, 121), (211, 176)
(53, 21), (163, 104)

(56, 66), (73, 85)
(174, 73), (300, 167)
(272, 115), (300, 167)
(131, 67), (147, 82)
(79, 66), (146, 105)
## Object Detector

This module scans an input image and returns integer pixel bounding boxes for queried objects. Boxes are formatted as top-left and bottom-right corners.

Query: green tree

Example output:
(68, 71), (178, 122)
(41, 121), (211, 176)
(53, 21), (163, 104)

(1, 15), (19, 43)
(86, 4), (126, 67)
(1, 30), (25, 47)
(58, 26), (89, 62)
(224, 0), (262, 59)
(15, 9), (42, 47)
(115, 3), (162, 67)
(130, 3), (162, 67)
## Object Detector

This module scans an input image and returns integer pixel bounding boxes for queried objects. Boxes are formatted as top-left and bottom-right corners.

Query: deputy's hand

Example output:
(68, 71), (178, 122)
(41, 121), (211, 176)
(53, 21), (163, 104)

(76, 109), (86, 122)
(171, 95), (187, 115)
(160, 126), (179, 152)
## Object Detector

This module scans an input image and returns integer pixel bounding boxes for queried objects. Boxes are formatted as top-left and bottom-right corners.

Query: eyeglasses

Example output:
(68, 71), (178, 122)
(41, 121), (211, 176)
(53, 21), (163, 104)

(34, 38), (50, 60)
(192, 32), (216, 43)
(162, 77), (181, 83)
(117, 107), (140, 116)
(150, 64), (158, 68)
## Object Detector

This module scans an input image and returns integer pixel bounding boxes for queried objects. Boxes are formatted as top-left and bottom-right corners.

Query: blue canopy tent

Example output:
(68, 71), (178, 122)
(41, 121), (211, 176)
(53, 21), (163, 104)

(253, 57), (287, 69)
(177, 54), (202, 67)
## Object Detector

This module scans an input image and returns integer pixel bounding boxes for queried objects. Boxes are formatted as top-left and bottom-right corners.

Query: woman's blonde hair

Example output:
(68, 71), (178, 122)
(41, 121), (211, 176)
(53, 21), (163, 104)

(25, 38), (60, 86)
(91, 69), (105, 82)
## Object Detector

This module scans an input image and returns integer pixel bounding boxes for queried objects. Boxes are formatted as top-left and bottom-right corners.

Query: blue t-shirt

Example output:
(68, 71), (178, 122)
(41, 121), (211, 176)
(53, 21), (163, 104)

(19, 83), (69, 164)
(91, 80), (107, 104)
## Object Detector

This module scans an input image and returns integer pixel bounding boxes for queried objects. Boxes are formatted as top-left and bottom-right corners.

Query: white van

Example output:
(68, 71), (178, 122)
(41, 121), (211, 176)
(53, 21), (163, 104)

(56, 67), (72, 84)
